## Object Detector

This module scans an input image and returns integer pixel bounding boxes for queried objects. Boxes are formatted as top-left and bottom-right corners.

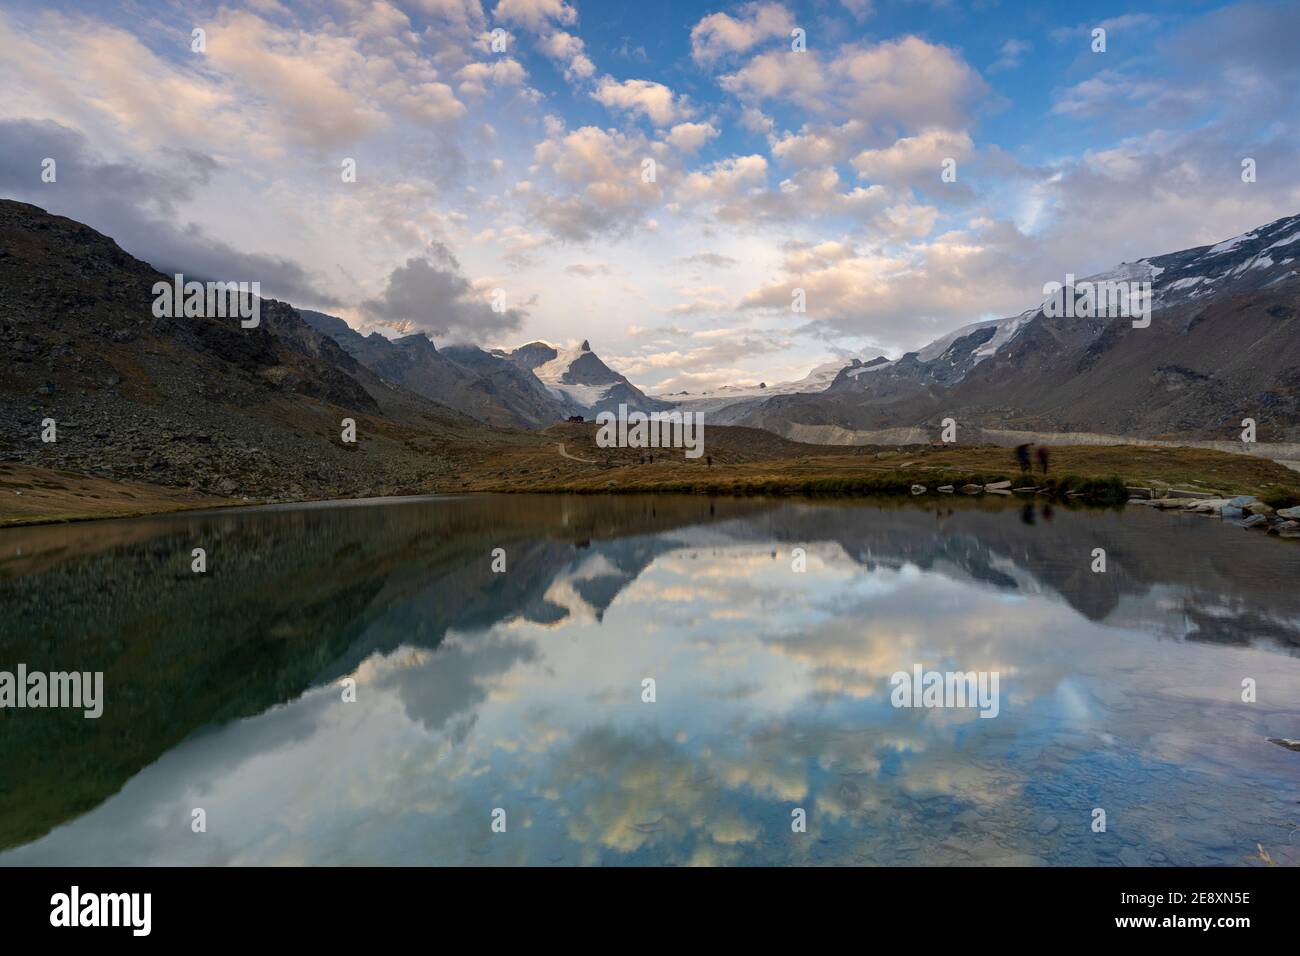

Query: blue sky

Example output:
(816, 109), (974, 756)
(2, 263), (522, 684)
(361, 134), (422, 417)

(1, 0), (1297, 392)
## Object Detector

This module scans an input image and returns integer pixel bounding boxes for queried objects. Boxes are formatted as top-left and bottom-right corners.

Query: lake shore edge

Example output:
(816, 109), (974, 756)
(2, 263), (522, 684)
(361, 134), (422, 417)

(4, 439), (1299, 533)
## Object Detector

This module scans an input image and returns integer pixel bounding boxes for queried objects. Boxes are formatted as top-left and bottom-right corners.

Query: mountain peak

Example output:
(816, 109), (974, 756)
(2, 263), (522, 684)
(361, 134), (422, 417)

(580, 339), (591, 352)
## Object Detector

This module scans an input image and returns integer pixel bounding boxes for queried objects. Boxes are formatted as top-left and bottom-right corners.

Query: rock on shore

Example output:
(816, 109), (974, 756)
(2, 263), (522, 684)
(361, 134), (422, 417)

(1129, 493), (1300, 538)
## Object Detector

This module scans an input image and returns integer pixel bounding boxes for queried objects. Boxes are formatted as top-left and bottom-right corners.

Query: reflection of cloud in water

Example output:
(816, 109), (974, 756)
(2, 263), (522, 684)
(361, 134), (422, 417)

(379, 633), (538, 735)
(6, 498), (1300, 866)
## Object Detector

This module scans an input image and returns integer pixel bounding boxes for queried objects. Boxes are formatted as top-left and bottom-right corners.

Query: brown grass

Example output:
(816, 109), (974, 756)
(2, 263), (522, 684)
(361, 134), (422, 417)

(0, 462), (231, 527)
(4, 423), (1298, 526)
(457, 424), (1300, 501)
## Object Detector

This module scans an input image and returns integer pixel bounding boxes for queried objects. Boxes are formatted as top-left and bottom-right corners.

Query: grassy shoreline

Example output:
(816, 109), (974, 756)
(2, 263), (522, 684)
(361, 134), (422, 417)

(459, 427), (1300, 505)
(4, 434), (1299, 527)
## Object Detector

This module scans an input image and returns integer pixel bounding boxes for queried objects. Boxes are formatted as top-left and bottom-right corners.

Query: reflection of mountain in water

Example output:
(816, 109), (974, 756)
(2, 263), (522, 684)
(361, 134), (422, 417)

(698, 500), (1300, 650)
(2, 493), (1297, 850)
(0, 495), (754, 848)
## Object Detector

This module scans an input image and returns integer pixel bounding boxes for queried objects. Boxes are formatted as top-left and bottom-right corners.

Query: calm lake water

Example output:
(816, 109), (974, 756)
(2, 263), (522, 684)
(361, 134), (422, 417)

(1, 494), (1297, 866)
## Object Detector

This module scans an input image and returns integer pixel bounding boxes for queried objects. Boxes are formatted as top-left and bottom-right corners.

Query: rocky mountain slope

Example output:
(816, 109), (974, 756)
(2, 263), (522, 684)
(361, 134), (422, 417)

(303, 313), (665, 424)
(301, 310), (569, 429)
(735, 213), (1300, 443)
(0, 200), (519, 499)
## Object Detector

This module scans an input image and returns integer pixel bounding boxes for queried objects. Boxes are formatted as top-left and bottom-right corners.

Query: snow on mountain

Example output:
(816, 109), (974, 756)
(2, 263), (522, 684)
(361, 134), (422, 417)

(501, 339), (667, 415)
(844, 356), (895, 378)
(655, 356), (889, 418)
(1134, 212), (1300, 309)
(530, 342), (610, 407)
(846, 212), (1300, 394)
(783, 359), (854, 392)
(657, 357), (864, 402)
(1266, 229), (1300, 252)
(733, 209), (1300, 443)
(654, 355), (878, 421)
(828, 309), (1040, 396)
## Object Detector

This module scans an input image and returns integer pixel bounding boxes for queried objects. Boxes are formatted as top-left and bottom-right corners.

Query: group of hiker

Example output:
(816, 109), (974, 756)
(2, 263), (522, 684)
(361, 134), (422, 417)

(1015, 443), (1051, 475)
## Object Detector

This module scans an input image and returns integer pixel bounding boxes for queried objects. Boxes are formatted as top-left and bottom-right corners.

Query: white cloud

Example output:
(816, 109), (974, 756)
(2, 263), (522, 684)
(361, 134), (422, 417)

(739, 222), (1033, 349)
(771, 121), (864, 167)
(739, 106), (774, 134)
(690, 2), (795, 66)
(676, 154), (769, 203)
(591, 77), (689, 127)
(666, 121), (719, 152)
(454, 58), (527, 98)
(833, 37), (987, 132)
(720, 49), (831, 111)
(851, 129), (973, 187)
(493, 0), (576, 34)
(204, 10), (395, 148)
(413, 0), (487, 34)
(537, 30), (595, 81)
(528, 125), (664, 239)
(722, 36), (987, 135)
(396, 81), (467, 123)
(710, 166), (890, 225)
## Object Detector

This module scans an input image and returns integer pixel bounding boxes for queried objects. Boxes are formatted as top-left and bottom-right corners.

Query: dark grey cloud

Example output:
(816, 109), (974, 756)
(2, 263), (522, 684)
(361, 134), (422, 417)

(527, 194), (625, 243)
(0, 118), (338, 307)
(362, 241), (525, 340)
